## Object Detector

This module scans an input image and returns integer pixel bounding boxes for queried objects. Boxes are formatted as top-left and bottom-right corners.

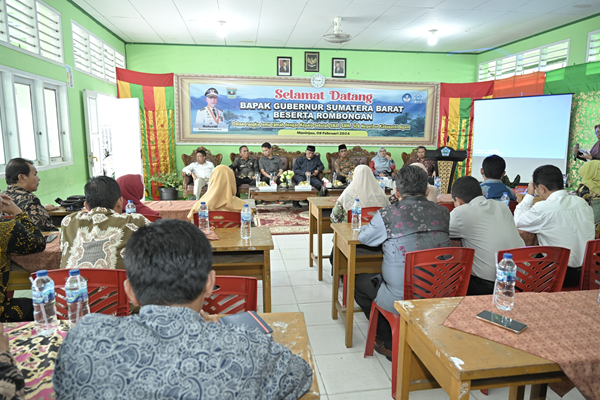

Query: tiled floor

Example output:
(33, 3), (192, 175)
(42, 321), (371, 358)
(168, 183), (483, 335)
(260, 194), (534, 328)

(267, 233), (586, 400)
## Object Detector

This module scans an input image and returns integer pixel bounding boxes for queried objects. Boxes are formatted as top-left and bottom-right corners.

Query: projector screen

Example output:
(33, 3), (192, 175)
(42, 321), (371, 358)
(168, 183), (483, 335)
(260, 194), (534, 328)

(471, 94), (573, 182)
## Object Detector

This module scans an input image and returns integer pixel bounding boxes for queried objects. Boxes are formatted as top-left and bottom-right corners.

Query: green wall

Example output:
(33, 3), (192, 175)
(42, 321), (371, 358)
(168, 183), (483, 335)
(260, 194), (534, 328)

(0, 0), (125, 204)
(478, 15), (600, 66)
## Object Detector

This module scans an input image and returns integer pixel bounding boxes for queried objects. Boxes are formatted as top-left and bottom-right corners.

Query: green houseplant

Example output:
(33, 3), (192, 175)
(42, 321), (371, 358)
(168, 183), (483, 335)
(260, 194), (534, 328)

(149, 172), (183, 201)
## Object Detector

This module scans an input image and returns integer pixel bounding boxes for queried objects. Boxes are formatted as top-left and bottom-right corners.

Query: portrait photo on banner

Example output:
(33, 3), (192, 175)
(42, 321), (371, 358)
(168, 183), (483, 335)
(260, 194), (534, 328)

(175, 74), (440, 146)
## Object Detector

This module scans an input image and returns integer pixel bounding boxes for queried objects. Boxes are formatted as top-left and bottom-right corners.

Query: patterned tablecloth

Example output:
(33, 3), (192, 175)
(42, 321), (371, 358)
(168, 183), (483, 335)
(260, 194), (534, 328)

(142, 200), (197, 221)
(4, 321), (70, 400)
(443, 291), (600, 399)
(12, 233), (62, 273)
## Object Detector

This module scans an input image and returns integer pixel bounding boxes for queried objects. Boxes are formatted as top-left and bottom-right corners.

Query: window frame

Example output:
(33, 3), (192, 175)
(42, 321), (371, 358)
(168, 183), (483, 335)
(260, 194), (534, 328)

(587, 29), (600, 63)
(12, 75), (40, 163)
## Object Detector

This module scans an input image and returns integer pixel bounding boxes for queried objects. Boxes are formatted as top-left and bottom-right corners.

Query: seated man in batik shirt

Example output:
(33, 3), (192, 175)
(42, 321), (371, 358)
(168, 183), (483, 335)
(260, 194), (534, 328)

(53, 219), (313, 399)
(60, 176), (150, 270)
(333, 144), (355, 184)
(2, 158), (58, 231)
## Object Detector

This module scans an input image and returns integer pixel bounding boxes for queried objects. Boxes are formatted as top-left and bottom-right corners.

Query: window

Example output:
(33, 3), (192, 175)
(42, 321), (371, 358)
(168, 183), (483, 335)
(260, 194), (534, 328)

(587, 29), (600, 63)
(0, 0), (63, 64)
(0, 63), (72, 176)
(71, 21), (125, 84)
(478, 40), (570, 81)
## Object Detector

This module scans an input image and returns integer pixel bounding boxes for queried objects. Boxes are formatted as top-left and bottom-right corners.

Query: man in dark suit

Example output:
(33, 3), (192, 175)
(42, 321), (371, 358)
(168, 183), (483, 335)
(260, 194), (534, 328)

(279, 61), (289, 73)
(334, 61), (344, 74)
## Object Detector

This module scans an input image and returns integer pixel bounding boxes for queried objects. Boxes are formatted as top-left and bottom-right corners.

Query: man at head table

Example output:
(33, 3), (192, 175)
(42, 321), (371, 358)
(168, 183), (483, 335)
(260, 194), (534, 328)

(1, 158), (58, 231)
(60, 176), (150, 270)
(53, 219), (313, 399)
(229, 145), (259, 197)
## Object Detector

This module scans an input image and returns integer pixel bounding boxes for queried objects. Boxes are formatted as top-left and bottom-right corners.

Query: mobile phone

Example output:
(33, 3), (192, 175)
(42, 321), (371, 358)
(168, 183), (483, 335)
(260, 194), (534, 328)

(476, 310), (527, 334)
(45, 234), (58, 243)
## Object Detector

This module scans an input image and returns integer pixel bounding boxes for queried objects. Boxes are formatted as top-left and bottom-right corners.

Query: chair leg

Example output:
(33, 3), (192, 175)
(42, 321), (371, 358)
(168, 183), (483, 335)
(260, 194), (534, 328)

(390, 315), (399, 400)
(364, 304), (380, 358)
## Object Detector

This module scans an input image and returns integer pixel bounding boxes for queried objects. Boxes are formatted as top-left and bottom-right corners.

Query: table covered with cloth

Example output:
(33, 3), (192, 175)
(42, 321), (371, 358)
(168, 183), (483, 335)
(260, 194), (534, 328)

(12, 233), (61, 273)
(443, 290), (600, 400)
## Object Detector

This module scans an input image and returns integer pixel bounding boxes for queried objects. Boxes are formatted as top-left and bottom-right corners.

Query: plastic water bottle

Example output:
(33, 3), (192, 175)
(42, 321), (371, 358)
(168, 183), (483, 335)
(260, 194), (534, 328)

(198, 202), (210, 235)
(434, 177), (442, 200)
(493, 253), (517, 311)
(500, 192), (510, 206)
(348, 171), (352, 184)
(255, 173), (260, 187)
(31, 270), (58, 335)
(65, 269), (90, 326)
(351, 199), (362, 231)
(125, 200), (136, 214)
(241, 204), (252, 239)
(332, 172), (337, 183)
(379, 178), (385, 190)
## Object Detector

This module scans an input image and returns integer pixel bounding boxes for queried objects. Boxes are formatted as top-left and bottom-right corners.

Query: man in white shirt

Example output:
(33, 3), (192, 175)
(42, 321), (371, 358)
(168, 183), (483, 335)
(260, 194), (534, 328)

(182, 150), (214, 199)
(514, 165), (595, 287)
(449, 176), (525, 295)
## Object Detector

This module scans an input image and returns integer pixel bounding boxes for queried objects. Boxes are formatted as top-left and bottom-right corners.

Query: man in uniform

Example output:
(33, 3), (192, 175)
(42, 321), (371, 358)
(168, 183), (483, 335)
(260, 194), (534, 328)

(333, 144), (354, 184)
(293, 145), (324, 207)
(230, 145), (259, 197)
(195, 88), (227, 132)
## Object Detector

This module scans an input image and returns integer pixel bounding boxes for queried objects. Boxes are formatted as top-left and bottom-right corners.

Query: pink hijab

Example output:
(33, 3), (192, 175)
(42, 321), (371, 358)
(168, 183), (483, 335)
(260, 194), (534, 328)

(116, 174), (159, 216)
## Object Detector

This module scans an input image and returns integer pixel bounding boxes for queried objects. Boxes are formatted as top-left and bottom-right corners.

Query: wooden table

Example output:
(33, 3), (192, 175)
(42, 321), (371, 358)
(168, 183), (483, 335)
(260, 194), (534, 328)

(308, 196), (338, 281)
(212, 227), (275, 312)
(48, 207), (75, 226)
(331, 223), (383, 348)
(4, 312), (319, 400)
(12, 233), (61, 273)
(249, 186), (318, 202)
(395, 297), (568, 400)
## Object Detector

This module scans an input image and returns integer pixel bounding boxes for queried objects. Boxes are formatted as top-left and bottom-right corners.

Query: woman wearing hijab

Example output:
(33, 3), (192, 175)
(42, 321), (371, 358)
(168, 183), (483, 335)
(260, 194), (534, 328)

(116, 174), (159, 217)
(574, 124), (600, 161)
(187, 165), (246, 220)
(370, 147), (395, 178)
(578, 160), (600, 224)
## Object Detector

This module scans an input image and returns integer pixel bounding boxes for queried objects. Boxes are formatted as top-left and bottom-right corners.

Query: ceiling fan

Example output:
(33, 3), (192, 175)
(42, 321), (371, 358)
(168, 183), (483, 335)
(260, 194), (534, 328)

(323, 17), (352, 44)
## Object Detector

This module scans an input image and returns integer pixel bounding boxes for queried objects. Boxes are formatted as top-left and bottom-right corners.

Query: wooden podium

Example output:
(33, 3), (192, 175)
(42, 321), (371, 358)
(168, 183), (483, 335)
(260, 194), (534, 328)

(425, 147), (467, 194)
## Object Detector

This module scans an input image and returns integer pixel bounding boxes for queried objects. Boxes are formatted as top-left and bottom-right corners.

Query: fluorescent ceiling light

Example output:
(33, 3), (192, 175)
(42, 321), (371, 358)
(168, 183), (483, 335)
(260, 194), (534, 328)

(428, 29), (438, 46)
(217, 21), (227, 38)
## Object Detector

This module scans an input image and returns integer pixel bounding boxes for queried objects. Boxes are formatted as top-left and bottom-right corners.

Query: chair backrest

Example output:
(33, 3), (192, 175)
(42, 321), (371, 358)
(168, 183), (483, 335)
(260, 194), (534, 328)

(326, 146), (382, 177)
(508, 200), (518, 215)
(193, 211), (241, 228)
(203, 276), (257, 314)
(401, 148), (418, 165)
(42, 268), (128, 319)
(581, 239), (600, 290)
(404, 247), (474, 300)
(438, 202), (454, 212)
(142, 214), (162, 222)
(347, 207), (381, 223)
(497, 246), (570, 293)
(181, 146), (223, 167)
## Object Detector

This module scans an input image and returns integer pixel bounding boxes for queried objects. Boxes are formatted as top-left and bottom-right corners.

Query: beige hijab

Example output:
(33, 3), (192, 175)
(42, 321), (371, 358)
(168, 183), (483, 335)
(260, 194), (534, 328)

(187, 165), (246, 220)
(337, 165), (390, 211)
(409, 163), (438, 202)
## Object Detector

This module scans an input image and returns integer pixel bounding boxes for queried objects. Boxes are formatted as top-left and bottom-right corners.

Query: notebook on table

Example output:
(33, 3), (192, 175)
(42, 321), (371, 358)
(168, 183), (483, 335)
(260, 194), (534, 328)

(220, 311), (273, 334)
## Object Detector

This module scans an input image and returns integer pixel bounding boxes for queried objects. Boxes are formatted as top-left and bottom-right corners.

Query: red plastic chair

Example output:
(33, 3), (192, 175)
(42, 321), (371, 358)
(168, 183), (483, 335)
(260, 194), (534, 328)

(508, 200), (518, 215)
(439, 202), (454, 212)
(579, 239), (600, 290)
(39, 269), (129, 319)
(142, 214), (162, 222)
(497, 246), (570, 293)
(193, 211), (241, 228)
(203, 276), (257, 314)
(364, 247), (474, 399)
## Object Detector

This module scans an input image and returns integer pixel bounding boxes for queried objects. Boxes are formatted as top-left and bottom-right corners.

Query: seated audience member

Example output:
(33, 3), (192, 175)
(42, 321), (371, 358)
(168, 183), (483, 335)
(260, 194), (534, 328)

(449, 176), (525, 295)
(355, 166), (450, 358)
(293, 145), (325, 207)
(182, 149), (214, 199)
(116, 174), (159, 217)
(389, 164), (436, 204)
(0, 323), (26, 398)
(333, 144), (354, 183)
(0, 194), (45, 322)
(480, 155), (517, 201)
(60, 176), (150, 270)
(53, 219), (313, 399)
(577, 160), (600, 225)
(188, 165), (246, 220)
(514, 165), (595, 287)
(407, 146), (434, 177)
(370, 147), (395, 178)
(2, 158), (57, 231)
(259, 142), (284, 185)
(229, 145), (259, 196)
(573, 124), (600, 161)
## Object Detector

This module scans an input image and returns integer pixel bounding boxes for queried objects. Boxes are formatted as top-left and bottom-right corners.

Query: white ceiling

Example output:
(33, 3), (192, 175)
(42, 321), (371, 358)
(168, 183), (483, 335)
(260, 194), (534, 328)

(73, 0), (600, 53)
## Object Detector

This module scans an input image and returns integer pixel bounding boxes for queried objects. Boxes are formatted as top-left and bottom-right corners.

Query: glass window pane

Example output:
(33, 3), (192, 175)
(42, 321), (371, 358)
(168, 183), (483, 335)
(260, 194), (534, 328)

(14, 83), (36, 161)
(0, 116), (5, 165)
(44, 88), (61, 158)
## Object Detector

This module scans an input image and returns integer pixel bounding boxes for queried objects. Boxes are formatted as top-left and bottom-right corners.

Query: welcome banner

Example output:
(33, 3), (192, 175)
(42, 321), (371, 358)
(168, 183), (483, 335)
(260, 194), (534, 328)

(175, 75), (439, 146)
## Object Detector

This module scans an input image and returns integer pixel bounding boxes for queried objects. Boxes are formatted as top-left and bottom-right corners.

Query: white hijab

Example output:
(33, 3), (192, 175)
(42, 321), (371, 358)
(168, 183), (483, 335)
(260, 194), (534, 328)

(338, 165), (390, 211)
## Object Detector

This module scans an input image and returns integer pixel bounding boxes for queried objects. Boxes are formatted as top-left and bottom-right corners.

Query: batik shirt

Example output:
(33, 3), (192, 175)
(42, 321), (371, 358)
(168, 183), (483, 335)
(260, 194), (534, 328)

(480, 179), (517, 201)
(1, 186), (57, 232)
(407, 156), (434, 177)
(0, 351), (25, 400)
(60, 207), (150, 270)
(53, 305), (313, 400)
(333, 158), (355, 177)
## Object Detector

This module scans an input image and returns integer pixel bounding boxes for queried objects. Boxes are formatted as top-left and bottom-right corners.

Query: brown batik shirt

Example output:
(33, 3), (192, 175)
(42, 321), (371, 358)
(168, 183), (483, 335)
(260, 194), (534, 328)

(1, 186), (57, 232)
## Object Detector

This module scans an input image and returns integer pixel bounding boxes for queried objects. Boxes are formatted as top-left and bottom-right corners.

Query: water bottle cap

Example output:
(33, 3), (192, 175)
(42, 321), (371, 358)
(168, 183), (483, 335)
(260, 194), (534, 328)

(503, 253), (513, 259)
(128, 200), (133, 204)
(355, 198), (359, 201)
(68, 269), (80, 276)
(201, 202), (206, 205)
(503, 192), (508, 195)
(243, 204), (249, 208)
(37, 270), (48, 277)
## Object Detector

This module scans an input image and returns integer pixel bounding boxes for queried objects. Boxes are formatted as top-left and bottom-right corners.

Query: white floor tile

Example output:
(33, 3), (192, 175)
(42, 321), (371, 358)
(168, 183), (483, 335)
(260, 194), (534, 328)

(307, 324), (367, 356)
(13, 290), (31, 298)
(298, 302), (342, 326)
(270, 250), (283, 261)
(271, 272), (291, 287)
(281, 249), (310, 260)
(288, 270), (332, 286)
(270, 286), (297, 305)
(407, 388), (449, 399)
(279, 241), (309, 250)
(284, 259), (313, 271)
(277, 234), (309, 243)
(316, 352), (391, 395)
(271, 304), (300, 313)
(329, 389), (392, 400)
(294, 285), (334, 304)
(270, 259), (286, 272)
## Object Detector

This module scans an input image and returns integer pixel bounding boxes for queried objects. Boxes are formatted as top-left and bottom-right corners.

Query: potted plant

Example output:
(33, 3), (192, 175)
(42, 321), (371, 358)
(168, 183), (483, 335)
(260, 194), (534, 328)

(149, 172), (182, 201)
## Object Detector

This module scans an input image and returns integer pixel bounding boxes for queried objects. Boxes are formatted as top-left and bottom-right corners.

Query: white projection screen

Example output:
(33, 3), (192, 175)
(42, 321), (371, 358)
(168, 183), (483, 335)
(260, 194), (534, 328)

(471, 94), (573, 182)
